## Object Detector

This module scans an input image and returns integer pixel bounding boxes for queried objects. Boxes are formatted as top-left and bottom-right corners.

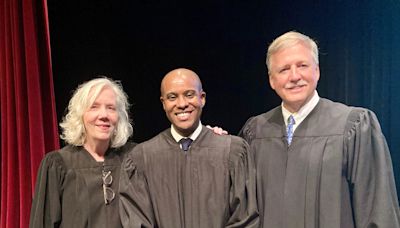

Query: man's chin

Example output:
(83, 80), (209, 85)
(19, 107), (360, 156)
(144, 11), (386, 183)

(174, 124), (196, 136)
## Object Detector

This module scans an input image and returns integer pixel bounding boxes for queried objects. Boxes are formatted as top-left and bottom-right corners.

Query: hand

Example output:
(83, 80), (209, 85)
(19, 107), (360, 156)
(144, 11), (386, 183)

(206, 125), (228, 135)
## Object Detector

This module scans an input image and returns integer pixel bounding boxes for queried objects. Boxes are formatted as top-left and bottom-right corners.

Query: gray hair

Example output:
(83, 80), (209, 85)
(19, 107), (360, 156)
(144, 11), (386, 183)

(266, 31), (319, 74)
(59, 77), (133, 148)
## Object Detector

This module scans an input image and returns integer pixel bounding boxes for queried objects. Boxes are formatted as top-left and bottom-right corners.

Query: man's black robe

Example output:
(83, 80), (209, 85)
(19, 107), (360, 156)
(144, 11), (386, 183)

(119, 126), (259, 228)
(240, 98), (400, 228)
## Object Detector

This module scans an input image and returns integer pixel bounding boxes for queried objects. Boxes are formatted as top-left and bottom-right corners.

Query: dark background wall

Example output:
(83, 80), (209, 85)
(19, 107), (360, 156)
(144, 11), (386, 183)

(47, 0), (400, 192)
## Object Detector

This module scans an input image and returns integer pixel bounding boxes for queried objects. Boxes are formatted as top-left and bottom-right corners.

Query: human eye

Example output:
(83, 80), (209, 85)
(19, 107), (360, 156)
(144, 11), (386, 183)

(279, 67), (289, 74)
(185, 91), (195, 98)
(89, 103), (99, 110)
(167, 94), (177, 101)
(298, 63), (309, 68)
(107, 105), (116, 111)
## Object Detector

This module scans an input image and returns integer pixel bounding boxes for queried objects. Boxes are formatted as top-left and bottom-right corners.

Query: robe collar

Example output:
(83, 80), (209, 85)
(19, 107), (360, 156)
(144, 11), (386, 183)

(282, 90), (320, 132)
(170, 121), (202, 143)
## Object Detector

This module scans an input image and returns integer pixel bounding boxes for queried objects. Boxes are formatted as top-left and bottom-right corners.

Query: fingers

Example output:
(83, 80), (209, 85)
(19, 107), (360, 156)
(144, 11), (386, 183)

(206, 125), (228, 135)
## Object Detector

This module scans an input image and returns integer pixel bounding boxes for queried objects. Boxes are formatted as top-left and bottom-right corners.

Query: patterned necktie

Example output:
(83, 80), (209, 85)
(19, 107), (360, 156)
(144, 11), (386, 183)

(286, 115), (295, 145)
(179, 138), (193, 152)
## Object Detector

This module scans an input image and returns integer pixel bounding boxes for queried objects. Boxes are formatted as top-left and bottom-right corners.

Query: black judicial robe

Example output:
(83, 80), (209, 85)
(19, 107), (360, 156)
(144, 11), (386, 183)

(240, 98), (400, 228)
(29, 142), (136, 228)
(119, 126), (259, 228)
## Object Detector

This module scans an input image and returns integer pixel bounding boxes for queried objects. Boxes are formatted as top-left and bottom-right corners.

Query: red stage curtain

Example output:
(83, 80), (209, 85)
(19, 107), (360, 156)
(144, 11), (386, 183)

(0, 0), (60, 227)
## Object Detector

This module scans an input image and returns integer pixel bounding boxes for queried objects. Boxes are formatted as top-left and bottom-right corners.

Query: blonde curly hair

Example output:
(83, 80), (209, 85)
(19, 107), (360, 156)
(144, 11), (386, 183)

(59, 77), (133, 148)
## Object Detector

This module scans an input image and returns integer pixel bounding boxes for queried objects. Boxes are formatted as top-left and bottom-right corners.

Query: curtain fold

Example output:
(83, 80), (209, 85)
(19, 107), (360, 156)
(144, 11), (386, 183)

(0, 0), (60, 227)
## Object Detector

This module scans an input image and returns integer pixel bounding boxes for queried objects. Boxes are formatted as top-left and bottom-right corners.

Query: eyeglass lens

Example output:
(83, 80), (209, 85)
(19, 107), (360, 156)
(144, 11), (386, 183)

(102, 170), (115, 204)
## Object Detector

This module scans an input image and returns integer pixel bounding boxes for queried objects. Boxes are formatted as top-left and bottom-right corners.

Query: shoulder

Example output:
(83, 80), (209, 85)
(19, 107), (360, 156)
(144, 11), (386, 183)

(319, 98), (376, 123)
(37, 147), (69, 174)
(122, 141), (138, 150)
(229, 134), (249, 149)
(197, 129), (249, 163)
(317, 98), (380, 133)
(317, 98), (353, 115)
(203, 130), (249, 153)
(345, 106), (381, 133)
(41, 150), (65, 167)
(192, 127), (247, 151)
(305, 98), (354, 133)
(124, 130), (171, 162)
(130, 129), (171, 154)
(54, 144), (85, 167)
(204, 131), (248, 147)
(116, 141), (138, 158)
(221, 135), (251, 169)
(45, 145), (81, 163)
(122, 138), (158, 176)
(347, 105), (376, 120)
(243, 106), (281, 128)
(239, 106), (282, 141)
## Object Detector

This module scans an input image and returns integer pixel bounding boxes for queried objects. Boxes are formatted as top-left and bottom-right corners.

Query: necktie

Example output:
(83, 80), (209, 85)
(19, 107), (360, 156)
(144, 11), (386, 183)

(179, 138), (193, 152)
(286, 115), (295, 145)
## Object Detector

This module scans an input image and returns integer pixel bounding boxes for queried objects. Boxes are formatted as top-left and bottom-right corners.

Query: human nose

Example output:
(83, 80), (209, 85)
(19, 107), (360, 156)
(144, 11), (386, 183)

(289, 66), (301, 81)
(176, 96), (188, 108)
(98, 107), (109, 118)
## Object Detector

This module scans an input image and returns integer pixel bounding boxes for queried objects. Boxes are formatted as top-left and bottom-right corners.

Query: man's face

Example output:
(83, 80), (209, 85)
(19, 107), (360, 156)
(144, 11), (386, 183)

(160, 72), (206, 136)
(269, 42), (320, 112)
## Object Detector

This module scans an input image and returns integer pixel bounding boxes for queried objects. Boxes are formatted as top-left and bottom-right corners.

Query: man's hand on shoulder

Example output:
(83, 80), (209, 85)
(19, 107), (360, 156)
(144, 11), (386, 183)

(206, 125), (228, 135)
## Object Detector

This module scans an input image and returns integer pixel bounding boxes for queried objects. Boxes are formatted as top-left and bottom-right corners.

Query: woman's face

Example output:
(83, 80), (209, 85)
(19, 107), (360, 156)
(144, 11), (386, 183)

(83, 87), (119, 146)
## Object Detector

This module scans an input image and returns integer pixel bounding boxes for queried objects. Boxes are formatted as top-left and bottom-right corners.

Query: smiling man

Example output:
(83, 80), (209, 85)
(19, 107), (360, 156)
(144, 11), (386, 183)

(160, 69), (205, 137)
(240, 31), (400, 228)
(119, 68), (259, 228)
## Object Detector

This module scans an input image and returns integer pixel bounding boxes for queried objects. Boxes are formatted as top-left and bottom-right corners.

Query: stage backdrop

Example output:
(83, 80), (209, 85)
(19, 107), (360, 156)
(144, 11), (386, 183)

(49, 0), (400, 196)
(0, 0), (59, 227)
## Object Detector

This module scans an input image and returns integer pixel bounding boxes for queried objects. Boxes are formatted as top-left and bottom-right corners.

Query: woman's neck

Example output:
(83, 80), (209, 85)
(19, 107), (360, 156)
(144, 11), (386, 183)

(83, 140), (110, 162)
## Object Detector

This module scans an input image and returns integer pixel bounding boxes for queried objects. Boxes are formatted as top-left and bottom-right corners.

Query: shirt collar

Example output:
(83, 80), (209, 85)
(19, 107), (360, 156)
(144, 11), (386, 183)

(282, 91), (320, 128)
(171, 121), (202, 143)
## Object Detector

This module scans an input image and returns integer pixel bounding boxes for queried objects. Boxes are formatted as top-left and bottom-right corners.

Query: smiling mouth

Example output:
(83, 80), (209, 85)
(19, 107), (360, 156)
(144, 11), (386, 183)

(176, 111), (192, 120)
(96, 124), (111, 130)
(287, 84), (306, 90)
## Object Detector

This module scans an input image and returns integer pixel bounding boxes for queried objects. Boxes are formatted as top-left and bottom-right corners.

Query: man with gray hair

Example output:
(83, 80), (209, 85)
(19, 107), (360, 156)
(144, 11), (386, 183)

(240, 31), (400, 227)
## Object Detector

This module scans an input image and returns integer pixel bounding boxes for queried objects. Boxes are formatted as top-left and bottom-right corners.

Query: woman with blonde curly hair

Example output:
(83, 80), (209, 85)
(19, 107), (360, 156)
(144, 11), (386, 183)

(30, 77), (135, 228)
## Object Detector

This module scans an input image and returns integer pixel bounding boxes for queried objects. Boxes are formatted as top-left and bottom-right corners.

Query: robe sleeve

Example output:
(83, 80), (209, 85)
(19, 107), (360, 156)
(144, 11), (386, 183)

(238, 117), (256, 145)
(345, 108), (400, 228)
(225, 137), (259, 228)
(29, 152), (66, 228)
(119, 145), (155, 228)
